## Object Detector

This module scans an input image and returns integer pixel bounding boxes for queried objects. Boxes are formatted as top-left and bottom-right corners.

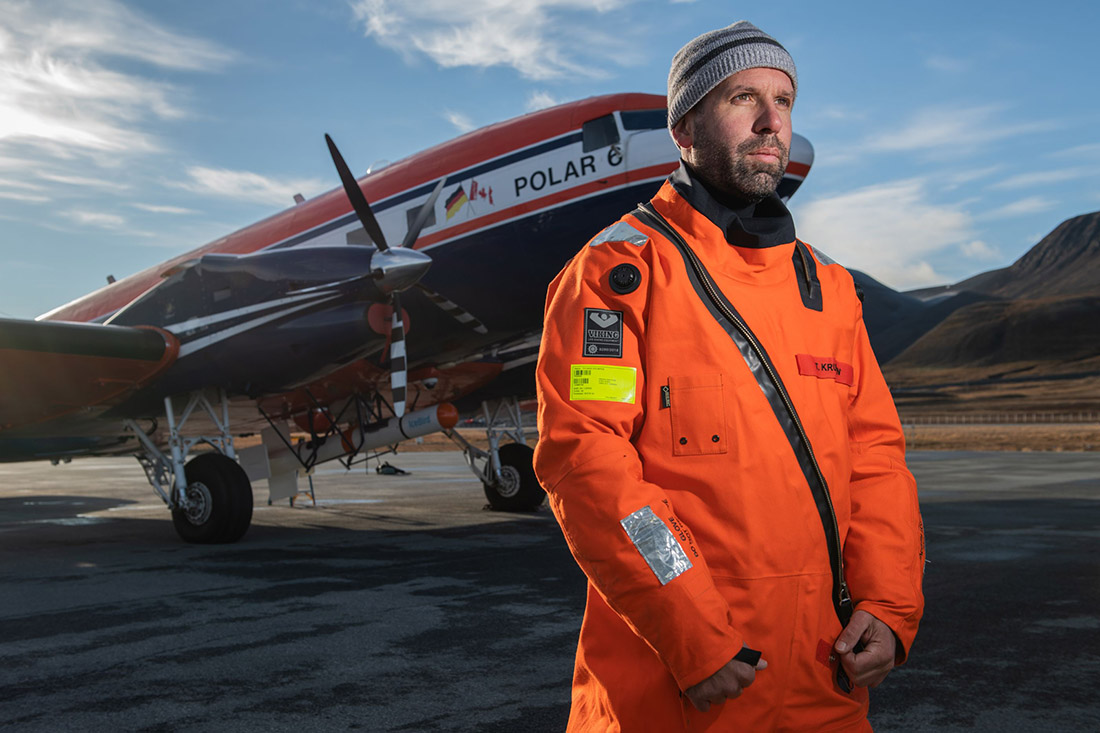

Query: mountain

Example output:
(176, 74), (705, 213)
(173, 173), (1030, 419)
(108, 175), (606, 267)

(887, 295), (1100, 367)
(907, 211), (1100, 301)
(853, 271), (993, 363)
(880, 211), (1100, 375)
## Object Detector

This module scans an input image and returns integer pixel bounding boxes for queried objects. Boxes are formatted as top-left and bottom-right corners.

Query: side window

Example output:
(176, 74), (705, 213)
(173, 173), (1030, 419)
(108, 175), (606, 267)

(620, 109), (668, 130)
(582, 114), (620, 152)
(407, 204), (436, 231)
(346, 227), (373, 245)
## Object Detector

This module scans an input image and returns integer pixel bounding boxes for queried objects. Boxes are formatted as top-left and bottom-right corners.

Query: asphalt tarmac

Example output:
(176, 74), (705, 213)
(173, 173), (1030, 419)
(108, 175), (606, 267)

(1, 450), (1098, 732)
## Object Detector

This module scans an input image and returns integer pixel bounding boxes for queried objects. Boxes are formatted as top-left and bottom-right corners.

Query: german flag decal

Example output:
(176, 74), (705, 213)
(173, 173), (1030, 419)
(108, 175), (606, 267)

(445, 185), (468, 219)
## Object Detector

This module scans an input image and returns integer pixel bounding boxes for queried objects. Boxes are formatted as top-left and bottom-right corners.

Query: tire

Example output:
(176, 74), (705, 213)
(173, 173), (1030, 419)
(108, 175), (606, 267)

(482, 443), (545, 512)
(171, 453), (254, 544)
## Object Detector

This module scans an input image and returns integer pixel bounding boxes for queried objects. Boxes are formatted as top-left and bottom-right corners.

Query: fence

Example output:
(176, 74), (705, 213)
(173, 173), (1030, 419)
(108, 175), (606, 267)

(900, 412), (1100, 425)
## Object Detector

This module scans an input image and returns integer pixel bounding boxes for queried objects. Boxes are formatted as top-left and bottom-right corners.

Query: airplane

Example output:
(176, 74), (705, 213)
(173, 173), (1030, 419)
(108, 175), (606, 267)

(0, 92), (814, 544)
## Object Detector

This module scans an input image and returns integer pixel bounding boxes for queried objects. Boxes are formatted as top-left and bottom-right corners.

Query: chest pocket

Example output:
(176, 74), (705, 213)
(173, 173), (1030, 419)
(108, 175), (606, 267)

(667, 374), (728, 456)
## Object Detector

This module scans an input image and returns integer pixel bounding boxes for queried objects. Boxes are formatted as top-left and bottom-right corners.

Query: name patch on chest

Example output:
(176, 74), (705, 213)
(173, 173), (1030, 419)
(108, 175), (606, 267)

(583, 308), (623, 357)
(796, 354), (854, 387)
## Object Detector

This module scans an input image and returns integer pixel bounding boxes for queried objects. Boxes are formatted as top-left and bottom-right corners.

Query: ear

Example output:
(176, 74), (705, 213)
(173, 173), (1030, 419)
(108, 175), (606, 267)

(670, 111), (694, 150)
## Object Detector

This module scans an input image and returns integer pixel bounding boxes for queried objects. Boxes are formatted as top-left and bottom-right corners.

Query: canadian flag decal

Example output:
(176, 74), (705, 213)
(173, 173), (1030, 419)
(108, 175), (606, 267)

(795, 354), (854, 387)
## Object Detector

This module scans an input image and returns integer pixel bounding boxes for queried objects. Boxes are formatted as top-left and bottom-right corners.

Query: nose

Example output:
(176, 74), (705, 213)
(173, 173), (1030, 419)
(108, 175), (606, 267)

(753, 101), (785, 135)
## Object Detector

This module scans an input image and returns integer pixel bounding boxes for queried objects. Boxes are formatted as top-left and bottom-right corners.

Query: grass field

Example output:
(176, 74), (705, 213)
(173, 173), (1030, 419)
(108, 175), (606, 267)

(901, 423), (1099, 451)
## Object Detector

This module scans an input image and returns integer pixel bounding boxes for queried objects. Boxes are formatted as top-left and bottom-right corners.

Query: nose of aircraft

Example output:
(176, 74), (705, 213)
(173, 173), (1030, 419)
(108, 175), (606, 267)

(370, 246), (432, 293)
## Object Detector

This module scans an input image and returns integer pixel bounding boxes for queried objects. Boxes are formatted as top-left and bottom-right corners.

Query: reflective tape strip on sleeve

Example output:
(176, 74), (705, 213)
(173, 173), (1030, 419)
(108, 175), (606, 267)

(620, 506), (693, 585)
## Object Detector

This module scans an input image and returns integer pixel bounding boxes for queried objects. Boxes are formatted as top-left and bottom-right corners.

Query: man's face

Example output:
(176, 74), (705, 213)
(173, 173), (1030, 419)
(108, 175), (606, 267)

(674, 67), (794, 201)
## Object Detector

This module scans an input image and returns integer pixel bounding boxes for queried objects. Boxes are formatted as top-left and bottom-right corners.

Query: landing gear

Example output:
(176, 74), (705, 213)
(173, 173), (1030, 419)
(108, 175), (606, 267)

(171, 453), (253, 544)
(483, 442), (542, 512)
(125, 389), (253, 544)
(448, 397), (545, 512)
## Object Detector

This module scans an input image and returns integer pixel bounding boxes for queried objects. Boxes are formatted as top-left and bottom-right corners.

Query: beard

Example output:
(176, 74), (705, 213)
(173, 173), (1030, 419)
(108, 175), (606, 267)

(691, 125), (790, 203)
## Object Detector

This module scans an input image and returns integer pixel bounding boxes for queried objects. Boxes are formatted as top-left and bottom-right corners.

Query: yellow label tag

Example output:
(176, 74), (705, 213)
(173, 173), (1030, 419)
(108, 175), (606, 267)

(570, 364), (636, 403)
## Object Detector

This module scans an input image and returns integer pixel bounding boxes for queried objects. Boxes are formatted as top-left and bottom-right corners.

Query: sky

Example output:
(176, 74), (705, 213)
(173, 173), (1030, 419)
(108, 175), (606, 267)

(0, 0), (1097, 319)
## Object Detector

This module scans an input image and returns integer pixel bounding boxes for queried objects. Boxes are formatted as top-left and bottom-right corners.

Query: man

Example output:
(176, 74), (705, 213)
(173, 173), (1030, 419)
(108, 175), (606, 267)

(533, 21), (924, 732)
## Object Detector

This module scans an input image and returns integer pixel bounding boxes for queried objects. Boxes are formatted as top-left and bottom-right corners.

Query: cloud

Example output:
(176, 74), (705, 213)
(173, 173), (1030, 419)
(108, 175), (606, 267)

(444, 110), (475, 132)
(989, 167), (1097, 190)
(0, 0), (234, 157)
(795, 177), (974, 289)
(865, 105), (1054, 154)
(37, 172), (130, 190)
(924, 54), (969, 73)
(131, 202), (197, 215)
(63, 209), (126, 228)
(0, 176), (45, 191)
(811, 105), (864, 122)
(941, 165), (1003, 190)
(976, 196), (1056, 219)
(0, 190), (49, 202)
(180, 166), (328, 207)
(960, 239), (999, 260)
(525, 90), (562, 112)
(350, 0), (635, 80)
(1049, 143), (1100, 159)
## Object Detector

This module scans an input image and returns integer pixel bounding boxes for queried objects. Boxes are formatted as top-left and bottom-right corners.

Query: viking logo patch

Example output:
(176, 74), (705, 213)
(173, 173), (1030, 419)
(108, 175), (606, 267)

(583, 308), (623, 357)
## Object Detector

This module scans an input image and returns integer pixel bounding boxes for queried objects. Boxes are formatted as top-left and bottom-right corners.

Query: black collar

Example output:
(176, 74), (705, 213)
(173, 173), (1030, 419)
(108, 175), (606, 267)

(669, 161), (797, 248)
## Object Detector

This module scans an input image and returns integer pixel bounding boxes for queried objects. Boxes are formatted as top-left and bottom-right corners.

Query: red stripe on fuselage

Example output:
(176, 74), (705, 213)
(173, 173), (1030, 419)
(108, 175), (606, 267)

(786, 161), (810, 178)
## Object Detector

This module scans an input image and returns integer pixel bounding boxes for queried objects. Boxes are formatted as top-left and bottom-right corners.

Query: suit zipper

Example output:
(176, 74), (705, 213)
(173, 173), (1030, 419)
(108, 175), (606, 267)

(636, 204), (852, 621)
(681, 243), (849, 608)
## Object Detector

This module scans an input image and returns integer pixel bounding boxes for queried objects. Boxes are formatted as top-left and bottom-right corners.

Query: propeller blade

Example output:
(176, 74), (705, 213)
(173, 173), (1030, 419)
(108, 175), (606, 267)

(325, 133), (389, 251)
(389, 293), (407, 418)
(400, 178), (446, 250)
(415, 283), (488, 334)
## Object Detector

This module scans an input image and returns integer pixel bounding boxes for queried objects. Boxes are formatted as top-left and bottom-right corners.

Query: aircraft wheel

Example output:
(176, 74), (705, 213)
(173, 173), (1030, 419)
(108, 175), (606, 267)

(171, 453), (254, 544)
(483, 443), (545, 512)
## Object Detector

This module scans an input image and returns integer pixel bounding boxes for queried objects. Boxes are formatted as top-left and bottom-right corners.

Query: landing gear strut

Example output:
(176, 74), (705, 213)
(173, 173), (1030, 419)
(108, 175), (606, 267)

(125, 390), (253, 544)
(448, 397), (544, 512)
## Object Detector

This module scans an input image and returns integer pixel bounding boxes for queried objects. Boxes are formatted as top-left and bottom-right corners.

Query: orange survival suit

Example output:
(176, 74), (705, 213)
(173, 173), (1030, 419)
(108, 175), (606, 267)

(534, 163), (924, 732)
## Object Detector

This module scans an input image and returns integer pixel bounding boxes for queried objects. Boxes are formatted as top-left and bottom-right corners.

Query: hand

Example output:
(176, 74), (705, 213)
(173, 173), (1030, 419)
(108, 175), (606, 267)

(834, 610), (897, 688)
(684, 655), (767, 712)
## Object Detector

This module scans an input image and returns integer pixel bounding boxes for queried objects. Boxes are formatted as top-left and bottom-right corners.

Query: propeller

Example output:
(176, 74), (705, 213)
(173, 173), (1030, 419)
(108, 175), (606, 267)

(414, 283), (487, 334)
(402, 178), (445, 249)
(326, 134), (388, 250)
(388, 292), (408, 417)
(324, 134), (488, 416)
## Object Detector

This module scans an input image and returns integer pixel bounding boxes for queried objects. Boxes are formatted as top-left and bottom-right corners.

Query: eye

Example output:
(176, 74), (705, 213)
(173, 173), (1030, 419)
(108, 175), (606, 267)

(732, 92), (753, 103)
(775, 96), (793, 109)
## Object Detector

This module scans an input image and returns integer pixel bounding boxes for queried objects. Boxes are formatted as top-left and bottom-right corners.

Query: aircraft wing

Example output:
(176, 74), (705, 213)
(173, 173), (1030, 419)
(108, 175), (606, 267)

(0, 318), (178, 432)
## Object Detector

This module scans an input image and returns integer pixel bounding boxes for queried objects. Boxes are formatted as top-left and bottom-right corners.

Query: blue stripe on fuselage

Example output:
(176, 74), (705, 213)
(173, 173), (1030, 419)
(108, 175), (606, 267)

(270, 132), (584, 252)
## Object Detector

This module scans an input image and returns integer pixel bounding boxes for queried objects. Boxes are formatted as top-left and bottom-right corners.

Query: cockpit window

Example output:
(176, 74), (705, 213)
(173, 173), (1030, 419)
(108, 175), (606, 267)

(620, 109), (668, 130)
(582, 114), (620, 152)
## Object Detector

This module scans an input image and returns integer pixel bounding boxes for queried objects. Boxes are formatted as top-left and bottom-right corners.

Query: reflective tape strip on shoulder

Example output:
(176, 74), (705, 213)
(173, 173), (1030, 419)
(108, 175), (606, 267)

(620, 505), (692, 585)
(809, 245), (837, 266)
(589, 221), (649, 247)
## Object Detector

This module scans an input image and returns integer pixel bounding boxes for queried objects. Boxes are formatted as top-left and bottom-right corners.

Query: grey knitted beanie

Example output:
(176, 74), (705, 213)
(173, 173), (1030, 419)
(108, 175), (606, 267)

(667, 21), (797, 131)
